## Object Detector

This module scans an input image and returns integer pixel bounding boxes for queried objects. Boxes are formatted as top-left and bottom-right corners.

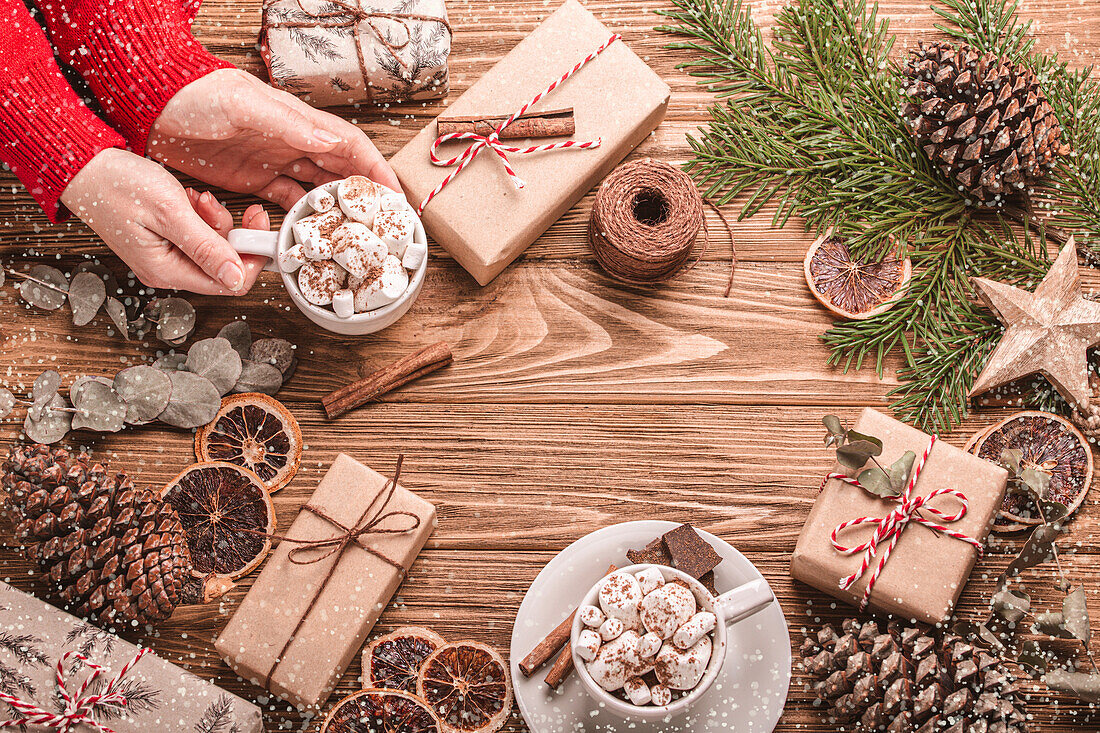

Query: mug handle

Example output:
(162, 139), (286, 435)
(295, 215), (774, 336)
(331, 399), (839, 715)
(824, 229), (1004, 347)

(716, 578), (774, 626)
(228, 229), (281, 273)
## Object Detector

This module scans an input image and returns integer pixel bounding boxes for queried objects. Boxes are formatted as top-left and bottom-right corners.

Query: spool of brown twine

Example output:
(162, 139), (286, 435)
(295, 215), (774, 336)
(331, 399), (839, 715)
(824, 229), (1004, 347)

(588, 158), (735, 294)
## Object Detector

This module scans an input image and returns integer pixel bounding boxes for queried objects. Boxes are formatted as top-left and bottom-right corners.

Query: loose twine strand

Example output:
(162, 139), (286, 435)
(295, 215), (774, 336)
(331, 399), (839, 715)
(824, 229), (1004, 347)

(587, 159), (736, 295)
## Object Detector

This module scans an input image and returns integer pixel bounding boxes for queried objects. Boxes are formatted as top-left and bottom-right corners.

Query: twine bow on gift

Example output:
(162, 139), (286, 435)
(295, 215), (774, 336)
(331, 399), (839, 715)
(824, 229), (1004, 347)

(0, 648), (150, 732)
(417, 34), (622, 215)
(824, 435), (984, 610)
(266, 0), (452, 98)
(263, 455), (421, 689)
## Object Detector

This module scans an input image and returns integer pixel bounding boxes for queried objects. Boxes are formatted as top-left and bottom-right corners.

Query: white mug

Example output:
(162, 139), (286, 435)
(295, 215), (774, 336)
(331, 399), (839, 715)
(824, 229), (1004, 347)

(570, 563), (774, 720)
(227, 180), (428, 336)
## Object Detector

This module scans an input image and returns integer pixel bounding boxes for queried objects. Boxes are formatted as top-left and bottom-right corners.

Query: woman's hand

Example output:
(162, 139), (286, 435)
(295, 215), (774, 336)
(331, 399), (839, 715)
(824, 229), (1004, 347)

(60, 148), (269, 295)
(148, 68), (400, 211)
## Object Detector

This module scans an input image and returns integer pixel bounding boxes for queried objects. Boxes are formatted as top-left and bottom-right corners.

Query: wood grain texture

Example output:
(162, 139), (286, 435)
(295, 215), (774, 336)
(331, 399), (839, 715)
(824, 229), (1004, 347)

(1, 0), (1099, 731)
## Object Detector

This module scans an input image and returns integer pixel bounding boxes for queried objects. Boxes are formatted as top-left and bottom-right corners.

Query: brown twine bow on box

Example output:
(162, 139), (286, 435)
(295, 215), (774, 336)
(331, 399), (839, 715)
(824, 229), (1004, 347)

(588, 159), (737, 296)
(266, 0), (452, 101)
(260, 455), (421, 690)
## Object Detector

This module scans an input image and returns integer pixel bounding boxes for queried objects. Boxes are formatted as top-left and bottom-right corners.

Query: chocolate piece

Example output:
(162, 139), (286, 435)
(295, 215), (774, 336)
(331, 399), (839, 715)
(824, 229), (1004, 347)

(626, 536), (672, 566)
(663, 524), (723, 580)
(699, 571), (717, 596)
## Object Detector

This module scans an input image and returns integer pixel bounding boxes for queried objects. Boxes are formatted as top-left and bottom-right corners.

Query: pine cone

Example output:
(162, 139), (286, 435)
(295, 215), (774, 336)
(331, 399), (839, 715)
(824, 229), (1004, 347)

(902, 41), (1069, 205)
(1, 444), (191, 628)
(801, 618), (1028, 732)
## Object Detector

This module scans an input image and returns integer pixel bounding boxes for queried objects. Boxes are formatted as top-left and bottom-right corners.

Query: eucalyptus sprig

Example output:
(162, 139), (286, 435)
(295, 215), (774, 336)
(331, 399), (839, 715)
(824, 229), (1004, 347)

(659, 0), (1098, 431)
(823, 415), (915, 497)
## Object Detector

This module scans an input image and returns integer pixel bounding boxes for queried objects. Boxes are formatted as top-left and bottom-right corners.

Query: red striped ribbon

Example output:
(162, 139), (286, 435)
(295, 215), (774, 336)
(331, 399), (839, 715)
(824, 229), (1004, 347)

(823, 435), (983, 610)
(0, 648), (150, 732)
(416, 34), (621, 215)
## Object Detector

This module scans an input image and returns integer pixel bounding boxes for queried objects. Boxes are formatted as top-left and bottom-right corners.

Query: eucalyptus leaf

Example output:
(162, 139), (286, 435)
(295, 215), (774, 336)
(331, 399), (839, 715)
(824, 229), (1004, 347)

(823, 415), (844, 435)
(0, 268), (5, 288)
(155, 298), (197, 342)
(113, 366), (172, 425)
(232, 360), (283, 396)
(153, 353), (189, 373)
(23, 394), (71, 444)
(67, 272), (106, 327)
(186, 338), (242, 396)
(855, 467), (896, 498)
(846, 431), (883, 453)
(999, 522), (1067, 591)
(1033, 611), (1074, 638)
(0, 387), (15, 419)
(72, 262), (120, 295)
(218, 321), (252, 360)
(158, 371), (220, 428)
(32, 370), (61, 407)
(249, 338), (296, 379)
(837, 440), (881, 470)
(18, 266), (68, 310)
(950, 620), (1006, 652)
(1016, 640), (1049, 677)
(1000, 448), (1024, 474)
(1063, 587), (1090, 644)
(69, 376), (113, 407)
(104, 297), (129, 338)
(887, 451), (916, 491)
(70, 382), (126, 433)
(991, 588), (1030, 623)
(1018, 466), (1052, 499)
(1043, 669), (1100, 702)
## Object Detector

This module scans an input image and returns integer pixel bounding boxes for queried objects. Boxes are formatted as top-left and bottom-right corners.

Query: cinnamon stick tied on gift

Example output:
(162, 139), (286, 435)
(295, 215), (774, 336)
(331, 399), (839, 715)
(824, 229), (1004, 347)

(436, 108), (576, 140)
(322, 342), (453, 419)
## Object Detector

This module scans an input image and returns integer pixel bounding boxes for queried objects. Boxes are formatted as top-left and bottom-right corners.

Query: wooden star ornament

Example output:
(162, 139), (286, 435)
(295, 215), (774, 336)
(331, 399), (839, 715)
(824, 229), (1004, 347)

(969, 238), (1100, 409)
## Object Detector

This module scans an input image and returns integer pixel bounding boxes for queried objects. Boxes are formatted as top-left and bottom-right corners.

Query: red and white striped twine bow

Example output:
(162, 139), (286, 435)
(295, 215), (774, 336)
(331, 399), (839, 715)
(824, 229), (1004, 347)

(416, 34), (621, 215)
(0, 648), (150, 732)
(824, 435), (983, 610)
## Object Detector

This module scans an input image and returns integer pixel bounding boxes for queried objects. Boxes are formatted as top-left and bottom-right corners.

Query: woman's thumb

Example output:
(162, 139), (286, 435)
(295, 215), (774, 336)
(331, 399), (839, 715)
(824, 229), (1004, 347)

(155, 195), (247, 291)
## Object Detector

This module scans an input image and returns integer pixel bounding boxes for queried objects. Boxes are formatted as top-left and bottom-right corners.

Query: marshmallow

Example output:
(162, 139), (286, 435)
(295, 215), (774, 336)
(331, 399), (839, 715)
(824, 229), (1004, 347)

(297, 260), (345, 307)
(599, 572), (643, 631)
(575, 629), (601, 663)
(332, 222), (387, 278)
(379, 255), (409, 299)
(305, 188), (336, 213)
(640, 583), (696, 640)
(379, 192), (408, 211)
(599, 618), (624, 642)
(373, 209), (416, 257)
(303, 235), (334, 261)
(585, 630), (641, 692)
(401, 241), (428, 272)
(650, 684), (673, 707)
(352, 257), (407, 312)
(655, 636), (711, 691)
(292, 209), (343, 247)
(338, 175), (382, 225)
(638, 631), (663, 659)
(278, 244), (309, 273)
(673, 611), (717, 650)
(635, 567), (666, 596)
(624, 677), (652, 707)
(332, 289), (355, 319)
(579, 605), (605, 629)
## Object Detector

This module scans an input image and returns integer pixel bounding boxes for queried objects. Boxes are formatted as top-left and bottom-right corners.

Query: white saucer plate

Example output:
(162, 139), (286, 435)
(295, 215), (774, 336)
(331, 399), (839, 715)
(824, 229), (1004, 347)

(510, 520), (791, 732)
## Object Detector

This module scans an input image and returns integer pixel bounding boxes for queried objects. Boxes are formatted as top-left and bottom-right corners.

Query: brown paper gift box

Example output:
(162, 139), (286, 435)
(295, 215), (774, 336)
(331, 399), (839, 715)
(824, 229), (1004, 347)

(0, 581), (262, 731)
(261, 0), (452, 107)
(390, 0), (671, 285)
(214, 454), (436, 710)
(790, 408), (1008, 624)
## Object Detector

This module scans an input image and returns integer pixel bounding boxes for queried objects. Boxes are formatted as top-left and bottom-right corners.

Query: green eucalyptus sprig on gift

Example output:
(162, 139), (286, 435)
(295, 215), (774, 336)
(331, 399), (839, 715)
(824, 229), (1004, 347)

(7, 263), (197, 345)
(950, 449), (1100, 701)
(0, 322), (297, 443)
(823, 415), (915, 497)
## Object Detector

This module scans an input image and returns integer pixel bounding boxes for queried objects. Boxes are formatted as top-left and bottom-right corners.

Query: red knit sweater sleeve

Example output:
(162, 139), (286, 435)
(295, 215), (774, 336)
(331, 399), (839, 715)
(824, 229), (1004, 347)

(37, 0), (234, 155)
(0, 1), (125, 222)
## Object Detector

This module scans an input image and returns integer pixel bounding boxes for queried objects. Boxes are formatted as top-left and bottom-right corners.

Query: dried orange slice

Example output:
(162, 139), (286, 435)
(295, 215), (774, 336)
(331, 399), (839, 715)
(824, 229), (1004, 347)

(195, 393), (302, 493)
(804, 231), (912, 320)
(416, 641), (512, 733)
(323, 688), (441, 733)
(162, 462), (274, 580)
(364, 627), (446, 692)
(967, 411), (1093, 532)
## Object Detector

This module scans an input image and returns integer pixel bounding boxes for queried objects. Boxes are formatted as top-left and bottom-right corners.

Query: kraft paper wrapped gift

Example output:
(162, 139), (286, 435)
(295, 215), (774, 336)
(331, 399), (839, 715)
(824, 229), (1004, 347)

(261, 0), (452, 107)
(390, 0), (671, 285)
(0, 581), (262, 731)
(791, 408), (1009, 624)
(214, 454), (436, 710)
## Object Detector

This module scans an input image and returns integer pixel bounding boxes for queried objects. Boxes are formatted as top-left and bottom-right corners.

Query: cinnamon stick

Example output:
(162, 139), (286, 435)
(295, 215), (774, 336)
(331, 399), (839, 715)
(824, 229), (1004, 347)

(543, 643), (574, 690)
(436, 108), (575, 140)
(520, 564), (617, 684)
(321, 342), (453, 419)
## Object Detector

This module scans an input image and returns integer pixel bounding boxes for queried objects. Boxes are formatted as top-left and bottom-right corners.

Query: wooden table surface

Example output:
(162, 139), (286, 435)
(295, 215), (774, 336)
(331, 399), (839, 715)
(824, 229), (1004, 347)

(3, 0), (1100, 731)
